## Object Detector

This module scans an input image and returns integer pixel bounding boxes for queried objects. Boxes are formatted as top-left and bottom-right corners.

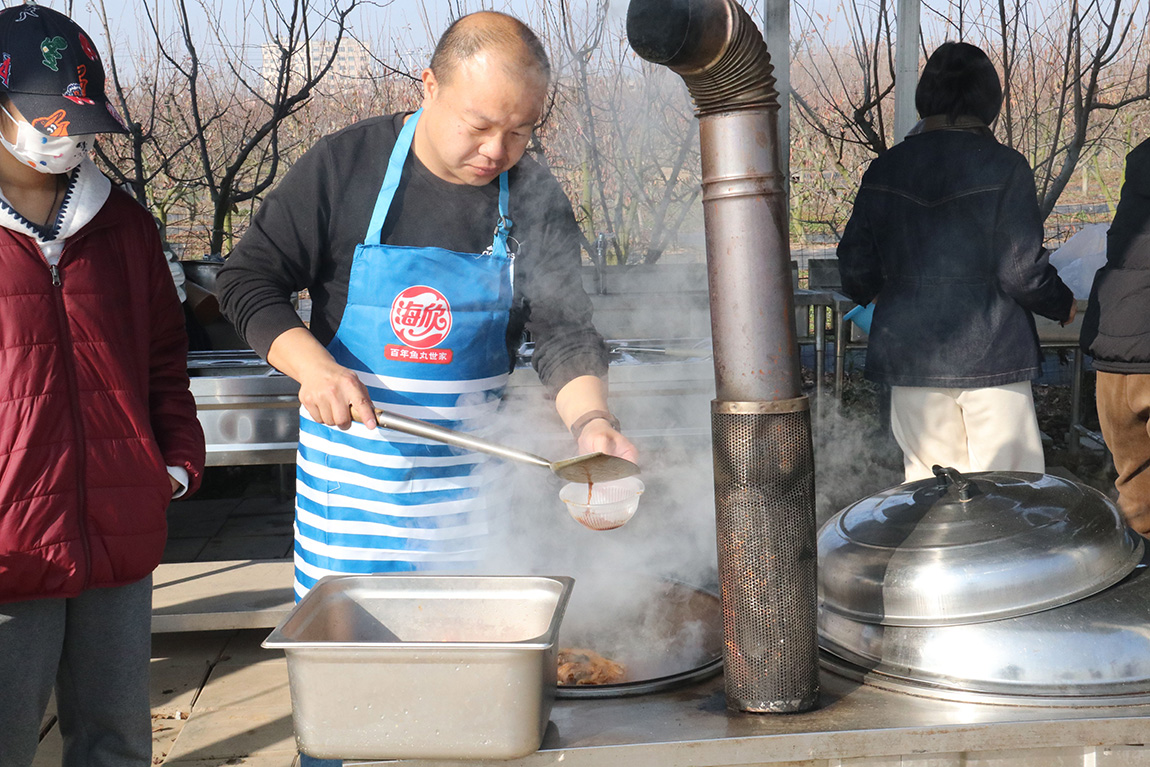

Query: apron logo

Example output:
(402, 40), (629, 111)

(387, 285), (455, 364)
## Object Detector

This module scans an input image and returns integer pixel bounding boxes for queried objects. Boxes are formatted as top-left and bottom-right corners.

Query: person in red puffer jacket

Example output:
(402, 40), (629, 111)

(0, 6), (205, 767)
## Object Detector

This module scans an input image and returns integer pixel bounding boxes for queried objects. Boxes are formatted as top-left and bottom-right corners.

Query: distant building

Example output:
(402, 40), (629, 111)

(260, 37), (375, 94)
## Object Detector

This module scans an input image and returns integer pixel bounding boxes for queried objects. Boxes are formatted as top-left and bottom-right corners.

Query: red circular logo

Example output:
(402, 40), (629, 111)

(390, 286), (452, 348)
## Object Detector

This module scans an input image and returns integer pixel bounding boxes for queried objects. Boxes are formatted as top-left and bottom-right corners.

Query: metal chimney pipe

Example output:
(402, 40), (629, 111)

(627, 0), (819, 713)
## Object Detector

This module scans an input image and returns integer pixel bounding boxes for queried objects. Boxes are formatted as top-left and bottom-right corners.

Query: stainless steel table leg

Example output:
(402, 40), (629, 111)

(1069, 348), (1084, 459)
(834, 307), (846, 401)
(278, 463), (294, 501)
(815, 306), (826, 403)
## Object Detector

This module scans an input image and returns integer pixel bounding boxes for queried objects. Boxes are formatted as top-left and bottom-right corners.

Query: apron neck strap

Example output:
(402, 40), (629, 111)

(364, 109), (421, 246)
(364, 108), (514, 254)
(492, 172), (512, 259)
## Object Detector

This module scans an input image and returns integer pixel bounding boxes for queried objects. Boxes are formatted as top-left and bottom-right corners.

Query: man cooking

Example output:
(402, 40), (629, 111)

(218, 11), (637, 602)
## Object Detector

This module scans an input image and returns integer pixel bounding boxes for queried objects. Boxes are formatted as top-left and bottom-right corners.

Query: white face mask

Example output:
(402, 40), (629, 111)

(0, 104), (92, 174)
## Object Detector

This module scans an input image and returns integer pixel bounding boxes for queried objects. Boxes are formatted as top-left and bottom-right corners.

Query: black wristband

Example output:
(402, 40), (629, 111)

(569, 410), (621, 440)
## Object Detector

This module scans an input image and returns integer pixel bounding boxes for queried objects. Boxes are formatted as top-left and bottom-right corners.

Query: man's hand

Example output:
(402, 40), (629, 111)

(577, 418), (639, 464)
(169, 475), (182, 496)
(298, 358), (377, 429)
(1061, 300), (1079, 327)
(556, 374), (639, 467)
(267, 327), (377, 429)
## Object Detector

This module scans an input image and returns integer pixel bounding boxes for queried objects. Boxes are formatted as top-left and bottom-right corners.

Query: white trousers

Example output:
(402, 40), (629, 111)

(890, 381), (1045, 482)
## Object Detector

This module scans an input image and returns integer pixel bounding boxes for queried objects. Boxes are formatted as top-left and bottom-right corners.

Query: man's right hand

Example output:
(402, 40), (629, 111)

(299, 360), (378, 429)
(267, 327), (378, 430)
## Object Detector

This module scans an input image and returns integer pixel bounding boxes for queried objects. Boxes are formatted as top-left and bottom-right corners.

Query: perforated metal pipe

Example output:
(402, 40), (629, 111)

(627, 0), (819, 713)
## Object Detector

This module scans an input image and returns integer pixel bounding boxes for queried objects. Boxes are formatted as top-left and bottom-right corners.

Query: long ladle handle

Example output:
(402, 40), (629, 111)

(372, 408), (553, 470)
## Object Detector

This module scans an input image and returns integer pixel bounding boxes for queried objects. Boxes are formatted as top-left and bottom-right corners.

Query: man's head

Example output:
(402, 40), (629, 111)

(915, 42), (1003, 126)
(414, 12), (549, 186)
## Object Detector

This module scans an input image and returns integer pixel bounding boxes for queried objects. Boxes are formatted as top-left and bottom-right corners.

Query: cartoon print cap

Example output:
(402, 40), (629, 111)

(0, 3), (128, 136)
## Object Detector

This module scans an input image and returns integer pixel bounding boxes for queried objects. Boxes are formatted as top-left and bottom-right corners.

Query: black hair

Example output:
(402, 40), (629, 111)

(429, 11), (550, 86)
(915, 42), (1003, 125)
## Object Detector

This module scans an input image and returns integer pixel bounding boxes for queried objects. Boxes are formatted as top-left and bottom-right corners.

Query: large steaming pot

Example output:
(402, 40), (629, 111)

(556, 574), (723, 698)
(818, 469), (1150, 705)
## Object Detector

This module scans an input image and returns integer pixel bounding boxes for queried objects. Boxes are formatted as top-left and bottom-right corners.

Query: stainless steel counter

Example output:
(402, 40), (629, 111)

(189, 372), (301, 466)
(362, 670), (1150, 767)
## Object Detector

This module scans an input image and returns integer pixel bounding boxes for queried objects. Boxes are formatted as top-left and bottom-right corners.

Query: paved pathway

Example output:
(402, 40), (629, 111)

(34, 490), (300, 767)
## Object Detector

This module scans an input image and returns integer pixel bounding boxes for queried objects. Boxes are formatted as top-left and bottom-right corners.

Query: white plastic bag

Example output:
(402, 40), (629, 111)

(1048, 223), (1109, 299)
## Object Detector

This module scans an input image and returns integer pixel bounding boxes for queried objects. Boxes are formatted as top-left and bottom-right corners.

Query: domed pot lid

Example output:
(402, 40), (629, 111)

(818, 467), (1144, 627)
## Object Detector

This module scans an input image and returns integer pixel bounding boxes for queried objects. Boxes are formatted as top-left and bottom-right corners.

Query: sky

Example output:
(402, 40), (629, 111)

(21, 0), (779, 78)
(25, 0), (1092, 69)
(55, 0), (622, 64)
(10, 0), (938, 93)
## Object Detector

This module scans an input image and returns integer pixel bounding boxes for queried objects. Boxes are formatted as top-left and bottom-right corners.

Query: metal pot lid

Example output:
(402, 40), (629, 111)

(818, 468), (1143, 627)
(819, 551), (1150, 706)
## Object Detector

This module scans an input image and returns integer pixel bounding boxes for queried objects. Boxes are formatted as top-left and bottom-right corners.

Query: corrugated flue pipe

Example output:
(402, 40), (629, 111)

(627, 0), (819, 713)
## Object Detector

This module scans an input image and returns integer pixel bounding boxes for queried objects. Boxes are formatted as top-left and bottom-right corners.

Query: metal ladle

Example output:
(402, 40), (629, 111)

(368, 408), (639, 484)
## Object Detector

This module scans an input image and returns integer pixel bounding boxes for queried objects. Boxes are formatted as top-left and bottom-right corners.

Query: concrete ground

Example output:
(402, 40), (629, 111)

(32, 627), (299, 766)
(33, 484), (301, 767)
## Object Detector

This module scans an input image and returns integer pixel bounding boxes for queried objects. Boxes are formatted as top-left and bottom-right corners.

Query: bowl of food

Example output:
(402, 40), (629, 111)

(559, 476), (645, 530)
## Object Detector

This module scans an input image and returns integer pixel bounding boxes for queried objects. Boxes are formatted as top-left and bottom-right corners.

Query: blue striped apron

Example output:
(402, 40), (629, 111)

(293, 109), (514, 599)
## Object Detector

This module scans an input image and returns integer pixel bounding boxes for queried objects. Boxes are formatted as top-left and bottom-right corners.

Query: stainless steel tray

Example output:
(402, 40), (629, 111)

(263, 574), (573, 760)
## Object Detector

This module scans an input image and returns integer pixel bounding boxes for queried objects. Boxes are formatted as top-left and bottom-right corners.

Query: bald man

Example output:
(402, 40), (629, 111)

(219, 13), (635, 605)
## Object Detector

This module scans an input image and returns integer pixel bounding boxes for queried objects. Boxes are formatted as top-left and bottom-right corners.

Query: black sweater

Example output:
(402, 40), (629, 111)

(218, 113), (608, 393)
(1081, 138), (1150, 372)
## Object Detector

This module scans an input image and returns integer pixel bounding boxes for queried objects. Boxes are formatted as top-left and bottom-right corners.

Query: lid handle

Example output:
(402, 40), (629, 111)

(932, 465), (976, 502)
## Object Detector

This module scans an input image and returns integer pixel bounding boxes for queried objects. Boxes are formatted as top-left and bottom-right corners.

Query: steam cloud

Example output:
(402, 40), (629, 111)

(451, 270), (906, 682)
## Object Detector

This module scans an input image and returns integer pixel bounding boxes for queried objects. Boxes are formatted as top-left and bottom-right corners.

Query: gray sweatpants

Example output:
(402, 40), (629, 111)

(0, 576), (153, 767)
